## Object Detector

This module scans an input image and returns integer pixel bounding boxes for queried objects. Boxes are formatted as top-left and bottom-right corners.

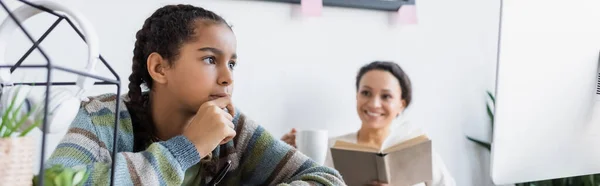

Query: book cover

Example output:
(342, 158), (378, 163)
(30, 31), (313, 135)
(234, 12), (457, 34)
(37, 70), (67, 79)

(330, 135), (433, 185)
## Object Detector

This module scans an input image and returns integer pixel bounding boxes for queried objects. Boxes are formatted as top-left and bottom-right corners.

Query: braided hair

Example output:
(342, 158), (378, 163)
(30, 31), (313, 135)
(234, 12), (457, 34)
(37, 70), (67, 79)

(126, 4), (230, 152)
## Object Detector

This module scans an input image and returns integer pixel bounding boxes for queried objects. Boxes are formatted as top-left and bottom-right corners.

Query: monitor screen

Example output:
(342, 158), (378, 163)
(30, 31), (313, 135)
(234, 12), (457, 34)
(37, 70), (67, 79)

(490, 0), (600, 184)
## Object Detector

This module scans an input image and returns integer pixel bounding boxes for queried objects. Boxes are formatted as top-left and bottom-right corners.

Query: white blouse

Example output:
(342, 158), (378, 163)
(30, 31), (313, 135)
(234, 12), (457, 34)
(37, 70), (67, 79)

(324, 121), (456, 186)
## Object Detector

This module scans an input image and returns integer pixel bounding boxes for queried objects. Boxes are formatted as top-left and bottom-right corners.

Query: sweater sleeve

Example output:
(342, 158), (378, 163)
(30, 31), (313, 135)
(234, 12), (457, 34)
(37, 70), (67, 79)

(45, 108), (201, 186)
(235, 117), (346, 186)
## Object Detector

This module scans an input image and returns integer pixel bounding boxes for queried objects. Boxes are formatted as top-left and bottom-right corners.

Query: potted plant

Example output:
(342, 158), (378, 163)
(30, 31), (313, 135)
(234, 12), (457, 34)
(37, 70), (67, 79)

(33, 165), (89, 186)
(0, 86), (43, 186)
(467, 91), (600, 186)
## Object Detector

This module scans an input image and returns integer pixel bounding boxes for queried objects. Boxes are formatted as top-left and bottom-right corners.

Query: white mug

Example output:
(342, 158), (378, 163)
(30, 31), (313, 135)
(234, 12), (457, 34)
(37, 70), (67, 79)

(296, 129), (329, 165)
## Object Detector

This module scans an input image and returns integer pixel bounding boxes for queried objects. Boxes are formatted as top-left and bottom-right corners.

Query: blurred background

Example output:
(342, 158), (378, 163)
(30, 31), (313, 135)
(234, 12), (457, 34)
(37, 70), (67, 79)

(0, 0), (501, 185)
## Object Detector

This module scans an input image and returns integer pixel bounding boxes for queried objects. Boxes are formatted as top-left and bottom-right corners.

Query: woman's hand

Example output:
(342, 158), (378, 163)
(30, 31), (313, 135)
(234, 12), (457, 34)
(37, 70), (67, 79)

(183, 96), (237, 158)
(367, 181), (389, 186)
(280, 128), (297, 148)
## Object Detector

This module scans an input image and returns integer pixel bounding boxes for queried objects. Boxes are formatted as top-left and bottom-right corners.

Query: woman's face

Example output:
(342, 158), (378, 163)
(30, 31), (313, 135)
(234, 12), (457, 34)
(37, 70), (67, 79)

(356, 70), (405, 130)
(162, 22), (237, 113)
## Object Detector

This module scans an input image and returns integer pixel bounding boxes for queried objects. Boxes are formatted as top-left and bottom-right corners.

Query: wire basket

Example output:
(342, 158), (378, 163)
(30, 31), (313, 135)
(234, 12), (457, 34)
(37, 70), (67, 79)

(0, 0), (121, 185)
(0, 136), (35, 186)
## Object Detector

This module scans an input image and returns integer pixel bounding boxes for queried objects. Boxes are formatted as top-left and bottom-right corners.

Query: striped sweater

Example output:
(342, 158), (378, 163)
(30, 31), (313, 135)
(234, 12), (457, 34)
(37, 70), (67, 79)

(45, 93), (345, 186)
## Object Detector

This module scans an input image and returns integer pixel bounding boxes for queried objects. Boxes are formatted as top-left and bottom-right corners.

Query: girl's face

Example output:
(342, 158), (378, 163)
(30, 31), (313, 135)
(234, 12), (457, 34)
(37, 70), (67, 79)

(356, 70), (406, 130)
(162, 22), (237, 113)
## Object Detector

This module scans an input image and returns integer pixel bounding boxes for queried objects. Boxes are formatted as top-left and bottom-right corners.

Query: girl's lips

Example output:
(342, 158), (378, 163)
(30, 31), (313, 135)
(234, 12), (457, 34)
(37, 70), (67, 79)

(209, 93), (229, 101)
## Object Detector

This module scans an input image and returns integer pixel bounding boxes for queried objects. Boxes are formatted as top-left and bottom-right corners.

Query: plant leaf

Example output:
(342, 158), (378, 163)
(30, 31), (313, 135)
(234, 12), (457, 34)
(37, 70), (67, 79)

(12, 85), (37, 135)
(32, 175), (40, 186)
(60, 169), (74, 186)
(7, 98), (29, 134)
(12, 109), (32, 135)
(467, 136), (491, 151)
(0, 87), (19, 137)
(0, 102), (9, 136)
(80, 172), (90, 186)
(486, 103), (494, 128)
(487, 91), (495, 105)
(2, 103), (21, 137)
(72, 170), (85, 185)
(20, 116), (42, 137)
(18, 102), (41, 136)
(53, 175), (62, 186)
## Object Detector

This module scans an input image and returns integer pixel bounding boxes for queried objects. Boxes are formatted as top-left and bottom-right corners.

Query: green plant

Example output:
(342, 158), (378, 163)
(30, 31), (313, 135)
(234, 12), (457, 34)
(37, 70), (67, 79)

(33, 165), (89, 186)
(467, 91), (600, 186)
(0, 86), (42, 137)
(466, 91), (494, 151)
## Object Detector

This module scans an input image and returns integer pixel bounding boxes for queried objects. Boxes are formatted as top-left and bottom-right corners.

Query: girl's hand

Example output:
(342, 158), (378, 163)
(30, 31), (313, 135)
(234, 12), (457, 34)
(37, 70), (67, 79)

(183, 96), (236, 158)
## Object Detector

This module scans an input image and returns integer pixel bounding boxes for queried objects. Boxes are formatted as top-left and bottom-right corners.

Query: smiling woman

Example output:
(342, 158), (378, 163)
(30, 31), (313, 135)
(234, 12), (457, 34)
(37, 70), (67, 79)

(333, 61), (454, 186)
(282, 61), (456, 186)
(354, 61), (412, 135)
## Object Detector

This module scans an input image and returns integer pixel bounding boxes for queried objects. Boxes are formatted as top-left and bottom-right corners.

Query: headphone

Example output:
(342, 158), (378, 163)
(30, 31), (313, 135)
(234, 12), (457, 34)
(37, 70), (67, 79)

(0, 0), (99, 134)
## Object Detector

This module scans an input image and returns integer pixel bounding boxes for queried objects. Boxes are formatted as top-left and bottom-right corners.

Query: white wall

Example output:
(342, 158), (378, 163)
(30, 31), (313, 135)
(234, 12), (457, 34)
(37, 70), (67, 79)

(0, 0), (501, 185)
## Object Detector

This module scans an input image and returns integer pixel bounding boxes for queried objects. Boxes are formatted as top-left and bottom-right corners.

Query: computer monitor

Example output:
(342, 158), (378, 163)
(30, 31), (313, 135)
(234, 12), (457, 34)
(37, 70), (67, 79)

(490, 0), (600, 184)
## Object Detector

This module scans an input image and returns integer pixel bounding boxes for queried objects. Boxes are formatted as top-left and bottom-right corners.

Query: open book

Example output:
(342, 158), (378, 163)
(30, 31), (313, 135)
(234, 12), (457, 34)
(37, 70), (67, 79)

(330, 135), (433, 186)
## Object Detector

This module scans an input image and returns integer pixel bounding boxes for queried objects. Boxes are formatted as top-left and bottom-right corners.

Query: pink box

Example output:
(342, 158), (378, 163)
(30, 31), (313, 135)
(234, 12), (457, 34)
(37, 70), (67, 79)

(397, 5), (417, 24)
(301, 0), (322, 16)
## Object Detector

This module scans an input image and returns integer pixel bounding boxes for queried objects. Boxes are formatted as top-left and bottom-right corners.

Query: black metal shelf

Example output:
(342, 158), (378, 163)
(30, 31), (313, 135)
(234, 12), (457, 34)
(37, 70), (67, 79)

(258, 0), (415, 12)
(0, 0), (122, 186)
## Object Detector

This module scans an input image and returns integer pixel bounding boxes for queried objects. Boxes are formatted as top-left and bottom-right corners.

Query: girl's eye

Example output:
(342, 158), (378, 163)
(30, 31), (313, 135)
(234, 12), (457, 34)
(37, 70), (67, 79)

(229, 61), (237, 70)
(203, 57), (216, 64)
(361, 90), (370, 96)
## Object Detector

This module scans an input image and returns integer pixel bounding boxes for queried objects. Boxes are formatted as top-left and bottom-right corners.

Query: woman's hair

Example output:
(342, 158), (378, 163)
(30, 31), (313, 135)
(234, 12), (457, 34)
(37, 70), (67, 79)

(126, 4), (229, 152)
(355, 61), (413, 107)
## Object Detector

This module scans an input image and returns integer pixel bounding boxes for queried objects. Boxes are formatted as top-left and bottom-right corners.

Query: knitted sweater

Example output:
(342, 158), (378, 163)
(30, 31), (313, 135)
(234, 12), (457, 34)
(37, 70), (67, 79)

(45, 93), (345, 186)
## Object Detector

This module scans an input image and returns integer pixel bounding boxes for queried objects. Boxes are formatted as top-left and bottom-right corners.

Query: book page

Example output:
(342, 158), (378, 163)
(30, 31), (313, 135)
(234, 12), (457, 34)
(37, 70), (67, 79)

(332, 140), (380, 153)
(385, 140), (433, 185)
(381, 120), (425, 150)
(382, 135), (430, 154)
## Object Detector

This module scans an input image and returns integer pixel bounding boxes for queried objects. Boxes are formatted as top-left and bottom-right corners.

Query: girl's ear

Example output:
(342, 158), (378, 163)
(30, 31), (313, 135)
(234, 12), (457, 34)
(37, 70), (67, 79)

(147, 52), (169, 84)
